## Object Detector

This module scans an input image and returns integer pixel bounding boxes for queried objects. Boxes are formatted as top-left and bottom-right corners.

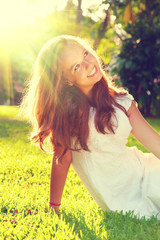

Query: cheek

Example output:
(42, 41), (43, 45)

(65, 68), (74, 80)
(89, 53), (97, 62)
(73, 75), (84, 87)
(76, 72), (86, 83)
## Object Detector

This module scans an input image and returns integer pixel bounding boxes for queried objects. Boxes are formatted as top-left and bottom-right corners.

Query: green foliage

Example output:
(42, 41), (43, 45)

(0, 106), (160, 239)
(111, 0), (160, 117)
(96, 29), (118, 65)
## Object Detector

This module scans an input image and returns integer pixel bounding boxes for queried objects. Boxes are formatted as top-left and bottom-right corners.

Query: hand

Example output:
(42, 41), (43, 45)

(49, 204), (60, 214)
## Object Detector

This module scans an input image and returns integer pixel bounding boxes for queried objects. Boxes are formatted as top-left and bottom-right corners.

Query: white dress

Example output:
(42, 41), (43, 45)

(71, 94), (160, 219)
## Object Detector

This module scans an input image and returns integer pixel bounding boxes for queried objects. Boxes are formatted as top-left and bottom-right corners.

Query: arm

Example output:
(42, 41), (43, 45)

(50, 147), (72, 213)
(127, 102), (160, 159)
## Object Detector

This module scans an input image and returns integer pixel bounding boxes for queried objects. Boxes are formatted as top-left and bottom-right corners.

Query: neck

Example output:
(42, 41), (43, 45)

(80, 86), (93, 101)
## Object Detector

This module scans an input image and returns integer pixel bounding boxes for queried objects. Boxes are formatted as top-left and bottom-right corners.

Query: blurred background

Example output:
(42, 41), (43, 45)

(0, 0), (160, 117)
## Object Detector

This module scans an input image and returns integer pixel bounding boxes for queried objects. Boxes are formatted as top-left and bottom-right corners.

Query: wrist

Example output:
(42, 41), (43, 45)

(49, 202), (61, 207)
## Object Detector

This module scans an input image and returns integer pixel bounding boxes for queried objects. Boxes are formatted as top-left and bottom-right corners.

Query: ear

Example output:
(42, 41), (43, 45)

(62, 72), (74, 86)
(68, 82), (73, 86)
(66, 78), (73, 86)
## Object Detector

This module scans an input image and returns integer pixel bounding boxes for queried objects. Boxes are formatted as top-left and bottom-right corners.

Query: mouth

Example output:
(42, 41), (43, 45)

(87, 66), (98, 78)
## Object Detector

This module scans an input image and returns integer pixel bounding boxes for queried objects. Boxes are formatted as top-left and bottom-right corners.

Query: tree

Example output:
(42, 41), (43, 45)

(77, 0), (83, 22)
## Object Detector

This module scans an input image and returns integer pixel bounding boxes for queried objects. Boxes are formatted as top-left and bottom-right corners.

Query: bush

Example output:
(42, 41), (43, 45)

(111, 1), (160, 117)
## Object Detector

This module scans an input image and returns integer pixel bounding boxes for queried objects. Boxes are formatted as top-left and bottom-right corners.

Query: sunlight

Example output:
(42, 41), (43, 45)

(0, 0), (68, 105)
(0, 0), (33, 32)
(0, 0), (67, 38)
(0, 0), (103, 38)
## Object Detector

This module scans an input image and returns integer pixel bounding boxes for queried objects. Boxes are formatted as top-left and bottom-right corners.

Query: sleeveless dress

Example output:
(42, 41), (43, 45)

(71, 94), (160, 219)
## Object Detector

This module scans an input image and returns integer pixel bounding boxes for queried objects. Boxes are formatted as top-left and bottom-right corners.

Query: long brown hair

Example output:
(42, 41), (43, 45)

(21, 35), (127, 159)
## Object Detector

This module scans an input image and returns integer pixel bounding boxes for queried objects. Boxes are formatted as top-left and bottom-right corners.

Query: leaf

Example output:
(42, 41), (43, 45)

(141, 80), (148, 89)
(124, 3), (135, 24)
(118, 59), (125, 70)
(125, 61), (133, 69)
(124, 4), (131, 24)
(140, 3), (146, 11)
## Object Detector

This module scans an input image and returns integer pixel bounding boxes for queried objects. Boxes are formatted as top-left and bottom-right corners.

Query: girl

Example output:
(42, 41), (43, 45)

(22, 35), (160, 219)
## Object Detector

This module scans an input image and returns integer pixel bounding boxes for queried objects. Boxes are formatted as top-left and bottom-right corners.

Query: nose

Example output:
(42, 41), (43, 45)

(84, 59), (93, 69)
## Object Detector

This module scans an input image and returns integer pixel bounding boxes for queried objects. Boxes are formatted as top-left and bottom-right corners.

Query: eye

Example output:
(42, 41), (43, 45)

(74, 64), (80, 71)
(84, 50), (88, 57)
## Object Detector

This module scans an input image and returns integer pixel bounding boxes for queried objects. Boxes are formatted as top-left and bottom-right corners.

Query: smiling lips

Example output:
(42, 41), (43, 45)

(87, 66), (98, 78)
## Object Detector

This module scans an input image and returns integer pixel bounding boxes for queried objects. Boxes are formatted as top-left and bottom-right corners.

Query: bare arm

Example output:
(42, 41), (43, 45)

(50, 147), (72, 213)
(128, 102), (160, 159)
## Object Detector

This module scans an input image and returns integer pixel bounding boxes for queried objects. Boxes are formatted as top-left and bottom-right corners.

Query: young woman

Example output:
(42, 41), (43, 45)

(22, 35), (160, 219)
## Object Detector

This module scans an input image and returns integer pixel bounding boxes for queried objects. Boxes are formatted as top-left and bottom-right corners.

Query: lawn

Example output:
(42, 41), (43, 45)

(0, 105), (160, 240)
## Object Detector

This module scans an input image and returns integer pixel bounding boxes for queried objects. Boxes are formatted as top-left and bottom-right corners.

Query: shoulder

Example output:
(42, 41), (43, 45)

(127, 101), (160, 158)
(115, 93), (134, 112)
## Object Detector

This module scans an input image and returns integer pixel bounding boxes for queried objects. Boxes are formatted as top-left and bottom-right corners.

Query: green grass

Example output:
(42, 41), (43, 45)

(0, 105), (160, 240)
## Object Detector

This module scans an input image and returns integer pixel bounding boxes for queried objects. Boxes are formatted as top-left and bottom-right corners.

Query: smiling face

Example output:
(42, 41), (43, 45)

(60, 40), (103, 97)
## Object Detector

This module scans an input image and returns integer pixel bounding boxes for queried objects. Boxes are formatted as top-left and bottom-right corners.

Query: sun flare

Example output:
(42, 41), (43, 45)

(0, 0), (32, 32)
(0, 0), (67, 37)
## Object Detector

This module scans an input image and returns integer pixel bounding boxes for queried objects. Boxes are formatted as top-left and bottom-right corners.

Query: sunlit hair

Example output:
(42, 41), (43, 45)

(21, 35), (127, 160)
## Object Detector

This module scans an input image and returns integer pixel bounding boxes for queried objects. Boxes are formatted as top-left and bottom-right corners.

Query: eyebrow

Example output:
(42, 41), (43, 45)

(69, 48), (85, 71)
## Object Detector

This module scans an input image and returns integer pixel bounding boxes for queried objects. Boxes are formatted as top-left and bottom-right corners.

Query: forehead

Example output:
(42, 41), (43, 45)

(60, 41), (84, 68)
(62, 41), (83, 57)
